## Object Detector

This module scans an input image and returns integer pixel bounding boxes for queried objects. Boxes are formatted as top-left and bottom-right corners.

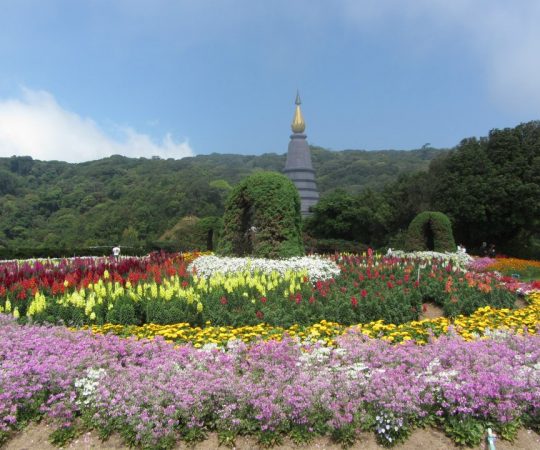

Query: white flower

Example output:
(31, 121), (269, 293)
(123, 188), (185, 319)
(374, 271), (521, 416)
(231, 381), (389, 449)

(188, 255), (341, 282)
(74, 367), (106, 407)
(387, 250), (473, 270)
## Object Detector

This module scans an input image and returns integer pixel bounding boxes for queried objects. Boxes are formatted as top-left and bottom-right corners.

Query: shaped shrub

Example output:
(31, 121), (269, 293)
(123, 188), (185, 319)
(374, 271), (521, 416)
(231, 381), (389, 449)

(406, 211), (456, 252)
(217, 172), (304, 258)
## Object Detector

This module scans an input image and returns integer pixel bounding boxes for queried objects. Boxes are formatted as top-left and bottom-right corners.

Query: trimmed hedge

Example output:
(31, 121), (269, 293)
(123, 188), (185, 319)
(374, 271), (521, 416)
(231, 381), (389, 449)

(216, 172), (304, 258)
(303, 235), (367, 255)
(406, 211), (456, 252)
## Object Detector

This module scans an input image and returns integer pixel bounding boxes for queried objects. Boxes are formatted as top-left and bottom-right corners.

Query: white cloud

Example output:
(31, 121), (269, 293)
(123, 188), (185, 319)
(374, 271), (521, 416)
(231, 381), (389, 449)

(0, 88), (194, 163)
(339, 0), (540, 114)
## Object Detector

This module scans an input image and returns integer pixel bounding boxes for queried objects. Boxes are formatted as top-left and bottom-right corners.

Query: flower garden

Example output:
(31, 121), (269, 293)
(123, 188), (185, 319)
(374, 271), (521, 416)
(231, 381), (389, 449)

(1, 251), (540, 448)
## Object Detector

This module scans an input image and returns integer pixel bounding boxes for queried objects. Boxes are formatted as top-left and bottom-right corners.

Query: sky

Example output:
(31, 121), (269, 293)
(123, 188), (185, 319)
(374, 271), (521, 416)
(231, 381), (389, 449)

(0, 0), (539, 163)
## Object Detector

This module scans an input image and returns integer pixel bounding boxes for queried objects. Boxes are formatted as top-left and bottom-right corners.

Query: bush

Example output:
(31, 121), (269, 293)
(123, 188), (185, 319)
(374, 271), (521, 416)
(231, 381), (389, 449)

(406, 211), (456, 252)
(159, 216), (222, 252)
(217, 172), (304, 258)
(303, 235), (366, 254)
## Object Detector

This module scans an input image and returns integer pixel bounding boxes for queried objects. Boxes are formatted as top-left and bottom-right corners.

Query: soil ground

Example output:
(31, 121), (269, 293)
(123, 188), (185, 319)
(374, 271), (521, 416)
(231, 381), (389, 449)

(4, 423), (540, 450)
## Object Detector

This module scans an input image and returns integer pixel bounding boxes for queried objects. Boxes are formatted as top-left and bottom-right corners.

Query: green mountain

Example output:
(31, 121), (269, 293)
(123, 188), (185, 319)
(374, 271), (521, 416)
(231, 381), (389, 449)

(0, 147), (445, 252)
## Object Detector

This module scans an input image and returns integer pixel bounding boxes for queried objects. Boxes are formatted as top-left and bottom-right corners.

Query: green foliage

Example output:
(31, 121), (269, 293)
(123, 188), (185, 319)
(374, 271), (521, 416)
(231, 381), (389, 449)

(181, 426), (207, 445)
(444, 415), (485, 447)
(120, 225), (140, 247)
(49, 426), (78, 447)
(105, 297), (139, 325)
(145, 298), (202, 326)
(495, 417), (521, 442)
(289, 425), (314, 445)
(428, 122), (540, 257)
(1, 120), (538, 257)
(331, 423), (357, 448)
(441, 287), (516, 318)
(305, 189), (392, 248)
(311, 146), (442, 194)
(0, 148), (441, 257)
(197, 216), (222, 251)
(159, 216), (204, 251)
(217, 430), (237, 448)
(217, 172), (304, 258)
(158, 215), (222, 252)
(523, 407), (540, 433)
(257, 430), (283, 447)
(405, 211), (456, 252)
(305, 189), (360, 241)
(303, 236), (367, 254)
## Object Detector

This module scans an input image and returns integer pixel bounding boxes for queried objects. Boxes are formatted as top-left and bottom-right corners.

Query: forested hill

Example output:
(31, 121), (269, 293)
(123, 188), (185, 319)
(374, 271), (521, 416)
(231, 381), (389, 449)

(0, 147), (444, 250)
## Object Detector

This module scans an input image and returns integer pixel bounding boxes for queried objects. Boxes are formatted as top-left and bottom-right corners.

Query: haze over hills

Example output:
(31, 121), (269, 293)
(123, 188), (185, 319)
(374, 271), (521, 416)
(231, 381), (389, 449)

(0, 146), (445, 251)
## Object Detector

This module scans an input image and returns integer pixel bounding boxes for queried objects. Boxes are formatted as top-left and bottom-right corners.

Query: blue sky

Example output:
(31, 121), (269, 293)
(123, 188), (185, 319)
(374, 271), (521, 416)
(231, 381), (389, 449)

(0, 0), (539, 162)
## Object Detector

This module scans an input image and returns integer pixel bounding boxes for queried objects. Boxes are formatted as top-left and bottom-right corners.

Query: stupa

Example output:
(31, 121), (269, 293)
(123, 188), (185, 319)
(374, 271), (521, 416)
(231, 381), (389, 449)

(283, 92), (319, 216)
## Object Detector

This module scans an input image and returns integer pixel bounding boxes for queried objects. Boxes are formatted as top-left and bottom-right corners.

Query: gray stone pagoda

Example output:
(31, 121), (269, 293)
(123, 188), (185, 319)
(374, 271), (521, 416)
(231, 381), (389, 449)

(283, 92), (319, 216)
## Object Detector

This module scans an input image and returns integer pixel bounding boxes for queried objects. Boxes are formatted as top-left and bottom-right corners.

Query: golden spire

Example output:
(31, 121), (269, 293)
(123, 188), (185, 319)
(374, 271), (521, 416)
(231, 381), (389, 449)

(291, 90), (306, 133)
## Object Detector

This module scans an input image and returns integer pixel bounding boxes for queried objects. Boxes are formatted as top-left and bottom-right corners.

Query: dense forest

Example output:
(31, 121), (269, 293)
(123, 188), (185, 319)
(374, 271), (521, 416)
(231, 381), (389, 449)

(1, 121), (539, 258)
(0, 146), (442, 255)
(306, 121), (540, 258)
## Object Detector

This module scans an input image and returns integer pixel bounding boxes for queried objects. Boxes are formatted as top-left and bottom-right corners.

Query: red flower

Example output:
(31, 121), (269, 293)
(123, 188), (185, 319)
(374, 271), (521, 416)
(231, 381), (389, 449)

(387, 281), (394, 289)
(181, 280), (189, 288)
(261, 296), (267, 304)
(351, 296), (358, 307)
(360, 289), (368, 298)
(309, 296), (315, 304)
(256, 310), (264, 320)
(220, 296), (228, 305)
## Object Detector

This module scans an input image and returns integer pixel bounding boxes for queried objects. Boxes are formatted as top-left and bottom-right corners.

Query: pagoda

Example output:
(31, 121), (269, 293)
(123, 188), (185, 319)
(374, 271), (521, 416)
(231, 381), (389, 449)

(283, 92), (319, 216)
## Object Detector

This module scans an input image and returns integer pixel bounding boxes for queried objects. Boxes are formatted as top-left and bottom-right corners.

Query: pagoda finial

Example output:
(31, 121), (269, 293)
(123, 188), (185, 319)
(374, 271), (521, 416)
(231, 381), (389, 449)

(291, 90), (305, 133)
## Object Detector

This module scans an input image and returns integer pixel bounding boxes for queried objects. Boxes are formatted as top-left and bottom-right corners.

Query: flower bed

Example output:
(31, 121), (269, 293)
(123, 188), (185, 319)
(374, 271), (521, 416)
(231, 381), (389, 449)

(86, 290), (540, 346)
(0, 253), (519, 328)
(1, 315), (539, 448)
(1, 252), (540, 448)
